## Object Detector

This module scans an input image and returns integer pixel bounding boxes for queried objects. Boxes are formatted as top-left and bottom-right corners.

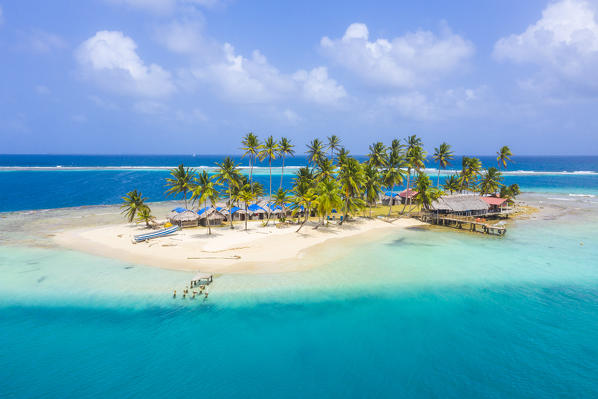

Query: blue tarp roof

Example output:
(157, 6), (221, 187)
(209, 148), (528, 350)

(197, 207), (210, 215)
(173, 207), (187, 213)
(230, 206), (241, 214)
(248, 204), (265, 212)
(385, 192), (399, 197)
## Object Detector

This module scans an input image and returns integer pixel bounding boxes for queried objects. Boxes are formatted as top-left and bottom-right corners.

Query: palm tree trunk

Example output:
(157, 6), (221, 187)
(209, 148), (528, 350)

(244, 202), (248, 230)
(388, 185), (394, 217)
(296, 207), (309, 232)
(280, 156), (285, 189)
(249, 155), (254, 194)
(229, 190), (233, 229)
(401, 170), (411, 215)
(269, 159), (272, 201)
(205, 199), (211, 235)
(369, 201), (372, 218)
(437, 167), (441, 188)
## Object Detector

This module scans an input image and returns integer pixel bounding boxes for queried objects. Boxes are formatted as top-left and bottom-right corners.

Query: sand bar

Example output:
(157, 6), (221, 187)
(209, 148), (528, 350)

(54, 217), (424, 274)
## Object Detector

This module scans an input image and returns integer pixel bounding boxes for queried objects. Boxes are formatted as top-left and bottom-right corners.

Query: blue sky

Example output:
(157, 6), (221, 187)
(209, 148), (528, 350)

(1, 0), (598, 155)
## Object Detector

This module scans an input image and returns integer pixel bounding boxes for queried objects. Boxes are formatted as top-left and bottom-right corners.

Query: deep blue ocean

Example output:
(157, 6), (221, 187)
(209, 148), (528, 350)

(1, 155), (597, 212)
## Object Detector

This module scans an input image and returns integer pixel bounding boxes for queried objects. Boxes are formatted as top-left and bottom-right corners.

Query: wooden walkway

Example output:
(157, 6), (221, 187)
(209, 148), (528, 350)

(417, 213), (507, 236)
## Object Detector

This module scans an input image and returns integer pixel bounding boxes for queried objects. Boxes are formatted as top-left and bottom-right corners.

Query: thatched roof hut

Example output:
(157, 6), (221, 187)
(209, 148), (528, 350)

(430, 194), (489, 215)
(197, 207), (226, 226)
(169, 209), (200, 228)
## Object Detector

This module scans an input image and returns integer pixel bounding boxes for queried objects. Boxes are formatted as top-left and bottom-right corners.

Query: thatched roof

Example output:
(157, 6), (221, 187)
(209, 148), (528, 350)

(430, 194), (489, 212)
(170, 210), (200, 222)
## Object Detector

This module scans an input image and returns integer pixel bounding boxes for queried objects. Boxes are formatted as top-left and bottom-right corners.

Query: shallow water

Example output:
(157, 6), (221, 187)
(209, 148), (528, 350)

(1, 195), (598, 398)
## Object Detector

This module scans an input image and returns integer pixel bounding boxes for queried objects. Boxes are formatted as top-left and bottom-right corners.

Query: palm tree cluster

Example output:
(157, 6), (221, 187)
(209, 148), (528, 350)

(122, 133), (518, 233)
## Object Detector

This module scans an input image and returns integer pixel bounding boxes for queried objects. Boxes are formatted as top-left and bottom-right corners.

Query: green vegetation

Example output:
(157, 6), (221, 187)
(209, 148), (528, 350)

(123, 134), (519, 230)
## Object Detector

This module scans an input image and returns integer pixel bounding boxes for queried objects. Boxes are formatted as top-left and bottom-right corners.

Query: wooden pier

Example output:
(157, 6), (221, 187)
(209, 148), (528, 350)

(417, 213), (507, 236)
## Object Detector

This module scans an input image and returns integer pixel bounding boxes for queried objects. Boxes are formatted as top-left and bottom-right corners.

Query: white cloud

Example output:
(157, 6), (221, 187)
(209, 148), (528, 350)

(133, 100), (169, 114)
(320, 22), (474, 88)
(494, 0), (598, 92)
(155, 20), (205, 54)
(293, 67), (346, 105)
(75, 31), (175, 98)
(380, 87), (484, 121)
(191, 43), (345, 105)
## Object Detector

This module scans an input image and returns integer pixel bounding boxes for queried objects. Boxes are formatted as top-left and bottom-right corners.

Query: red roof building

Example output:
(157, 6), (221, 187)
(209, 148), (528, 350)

(480, 196), (508, 206)
(399, 189), (418, 199)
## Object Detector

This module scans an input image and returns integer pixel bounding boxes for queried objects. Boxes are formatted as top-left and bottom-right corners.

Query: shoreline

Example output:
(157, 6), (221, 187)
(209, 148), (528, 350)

(53, 217), (426, 274)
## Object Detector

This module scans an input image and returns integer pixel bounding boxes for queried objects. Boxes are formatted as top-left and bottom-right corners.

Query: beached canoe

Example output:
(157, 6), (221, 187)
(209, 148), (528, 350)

(133, 225), (180, 243)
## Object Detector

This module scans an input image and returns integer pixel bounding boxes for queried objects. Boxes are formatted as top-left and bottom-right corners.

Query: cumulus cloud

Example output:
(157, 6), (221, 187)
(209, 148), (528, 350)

(494, 0), (598, 93)
(75, 31), (175, 98)
(293, 67), (346, 105)
(320, 22), (474, 88)
(191, 43), (346, 105)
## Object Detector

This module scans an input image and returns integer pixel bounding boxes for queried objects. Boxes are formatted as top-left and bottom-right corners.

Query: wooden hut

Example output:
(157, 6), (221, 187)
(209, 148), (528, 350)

(198, 207), (226, 226)
(382, 192), (401, 205)
(430, 194), (489, 216)
(247, 203), (268, 220)
(481, 196), (509, 215)
(169, 209), (200, 228)
(398, 189), (418, 204)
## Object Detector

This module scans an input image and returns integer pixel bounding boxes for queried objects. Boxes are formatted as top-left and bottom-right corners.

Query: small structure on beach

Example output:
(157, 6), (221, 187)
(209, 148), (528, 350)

(481, 196), (509, 214)
(191, 272), (213, 285)
(197, 207), (226, 226)
(168, 209), (200, 228)
(248, 203), (268, 220)
(382, 192), (401, 205)
(398, 189), (418, 204)
(430, 194), (489, 216)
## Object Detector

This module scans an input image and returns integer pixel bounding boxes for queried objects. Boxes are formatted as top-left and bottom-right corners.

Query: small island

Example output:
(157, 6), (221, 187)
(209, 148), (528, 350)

(54, 134), (523, 274)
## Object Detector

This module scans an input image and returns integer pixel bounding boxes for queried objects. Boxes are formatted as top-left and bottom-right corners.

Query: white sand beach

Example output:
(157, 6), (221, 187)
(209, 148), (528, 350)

(54, 217), (425, 274)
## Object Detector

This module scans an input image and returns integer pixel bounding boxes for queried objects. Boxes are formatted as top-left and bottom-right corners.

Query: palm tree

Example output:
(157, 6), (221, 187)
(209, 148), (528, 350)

(327, 135), (341, 160)
(165, 164), (195, 208)
(241, 132), (261, 189)
(432, 142), (454, 187)
(478, 167), (504, 195)
(338, 157), (365, 224)
(443, 174), (460, 194)
(500, 183), (520, 202)
(497, 146), (513, 169)
(273, 188), (289, 223)
(314, 179), (343, 228)
(315, 158), (336, 182)
(214, 157), (241, 229)
(306, 138), (325, 166)
(259, 135), (279, 201)
(382, 145), (407, 217)
(191, 170), (220, 235)
(136, 206), (155, 228)
(459, 156), (482, 192)
(235, 183), (255, 231)
(278, 137), (295, 190)
(291, 182), (316, 233)
(336, 147), (350, 168)
(414, 173), (442, 210)
(368, 142), (388, 169)
(121, 190), (147, 223)
(403, 135), (422, 208)
(403, 144), (427, 213)
(363, 163), (382, 217)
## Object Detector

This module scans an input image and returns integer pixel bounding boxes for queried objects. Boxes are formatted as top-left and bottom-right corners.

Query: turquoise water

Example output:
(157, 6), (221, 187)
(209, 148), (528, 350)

(2, 202), (598, 398)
